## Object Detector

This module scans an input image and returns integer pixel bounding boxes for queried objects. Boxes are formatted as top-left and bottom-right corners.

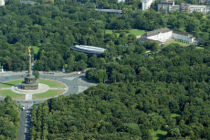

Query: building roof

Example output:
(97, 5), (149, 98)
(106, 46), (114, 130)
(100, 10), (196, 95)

(142, 28), (171, 37)
(140, 38), (162, 43)
(20, 0), (37, 5)
(189, 5), (208, 8)
(160, 0), (174, 4)
(71, 45), (106, 54)
(95, 9), (123, 14)
(0, 0), (5, 6)
(173, 31), (194, 37)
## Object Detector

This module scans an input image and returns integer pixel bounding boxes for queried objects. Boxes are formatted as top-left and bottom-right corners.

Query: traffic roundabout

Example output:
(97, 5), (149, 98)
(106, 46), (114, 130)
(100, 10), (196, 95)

(0, 78), (68, 100)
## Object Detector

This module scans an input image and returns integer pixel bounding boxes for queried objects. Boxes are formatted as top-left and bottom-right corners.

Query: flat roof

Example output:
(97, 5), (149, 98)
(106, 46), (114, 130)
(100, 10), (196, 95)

(71, 45), (106, 54)
(95, 9), (123, 14)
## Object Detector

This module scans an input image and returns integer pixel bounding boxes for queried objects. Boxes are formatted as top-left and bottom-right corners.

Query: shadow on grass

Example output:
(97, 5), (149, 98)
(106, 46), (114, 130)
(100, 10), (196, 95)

(0, 82), (16, 86)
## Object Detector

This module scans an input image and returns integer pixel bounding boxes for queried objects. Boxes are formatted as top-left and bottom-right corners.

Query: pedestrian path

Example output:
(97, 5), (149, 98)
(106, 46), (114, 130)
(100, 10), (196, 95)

(25, 94), (32, 100)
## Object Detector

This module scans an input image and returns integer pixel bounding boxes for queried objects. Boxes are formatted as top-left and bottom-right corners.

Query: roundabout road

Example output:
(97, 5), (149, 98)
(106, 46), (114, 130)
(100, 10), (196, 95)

(0, 71), (97, 140)
(0, 71), (96, 103)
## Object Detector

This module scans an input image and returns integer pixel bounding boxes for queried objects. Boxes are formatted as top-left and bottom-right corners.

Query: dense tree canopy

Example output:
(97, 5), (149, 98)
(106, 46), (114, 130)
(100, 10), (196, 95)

(0, 1), (209, 139)
(31, 46), (210, 139)
(0, 1), (209, 71)
(0, 96), (20, 139)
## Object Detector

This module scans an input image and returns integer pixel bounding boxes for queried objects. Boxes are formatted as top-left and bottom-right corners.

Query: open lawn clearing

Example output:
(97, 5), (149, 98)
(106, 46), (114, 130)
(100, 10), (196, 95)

(105, 29), (146, 36)
(0, 79), (23, 88)
(0, 90), (25, 99)
(38, 79), (65, 88)
(33, 90), (64, 99)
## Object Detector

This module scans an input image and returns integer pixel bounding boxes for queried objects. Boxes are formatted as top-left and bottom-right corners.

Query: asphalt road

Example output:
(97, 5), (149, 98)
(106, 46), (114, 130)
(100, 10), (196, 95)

(18, 102), (33, 140)
(18, 109), (25, 140)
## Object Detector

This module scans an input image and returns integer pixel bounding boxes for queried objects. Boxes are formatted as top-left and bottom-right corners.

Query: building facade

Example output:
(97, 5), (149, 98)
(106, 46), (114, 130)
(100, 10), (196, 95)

(0, 65), (4, 73)
(158, 0), (175, 13)
(142, 0), (155, 10)
(188, 5), (210, 14)
(172, 31), (198, 44)
(141, 28), (173, 42)
(198, 0), (210, 4)
(158, 1), (210, 14)
(0, 0), (5, 6)
(118, 0), (125, 3)
(140, 28), (198, 45)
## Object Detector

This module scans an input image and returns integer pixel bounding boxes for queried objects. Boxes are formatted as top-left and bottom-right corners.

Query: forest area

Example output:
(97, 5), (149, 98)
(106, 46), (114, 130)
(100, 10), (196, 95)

(0, 0), (209, 140)
(0, 97), (20, 139)
(31, 46), (210, 139)
(0, 0), (209, 72)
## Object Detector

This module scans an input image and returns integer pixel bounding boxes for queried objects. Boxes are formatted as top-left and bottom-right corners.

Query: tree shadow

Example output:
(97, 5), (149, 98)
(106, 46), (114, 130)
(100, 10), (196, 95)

(0, 82), (16, 86)
(157, 134), (167, 140)
(79, 75), (97, 84)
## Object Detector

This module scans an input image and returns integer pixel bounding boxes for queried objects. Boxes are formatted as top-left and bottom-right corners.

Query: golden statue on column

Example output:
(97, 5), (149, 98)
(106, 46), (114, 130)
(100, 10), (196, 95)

(21, 46), (38, 90)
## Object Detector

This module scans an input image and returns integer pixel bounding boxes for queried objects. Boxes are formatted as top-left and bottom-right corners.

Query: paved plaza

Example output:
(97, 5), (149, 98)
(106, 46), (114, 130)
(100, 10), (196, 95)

(11, 83), (50, 94)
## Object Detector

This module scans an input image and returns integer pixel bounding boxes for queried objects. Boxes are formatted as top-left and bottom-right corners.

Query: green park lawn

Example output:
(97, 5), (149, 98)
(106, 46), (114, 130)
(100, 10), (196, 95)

(32, 46), (40, 55)
(105, 29), (146, 37)
(38, 79), (66, 88)
(129, 29), (146, 36)
(105, 29), (113, 34)
(165, 41), (189, 46)
(196, 46), (204, 50)
(148, 114), (180, 140)
(0, 79), (65, 88)
(0, 90), (24, 99)
(0, 79), (23, 88)
(33, 90), (65, 99)
(0, 79), (66, 99)
(171, 113), (181, 119)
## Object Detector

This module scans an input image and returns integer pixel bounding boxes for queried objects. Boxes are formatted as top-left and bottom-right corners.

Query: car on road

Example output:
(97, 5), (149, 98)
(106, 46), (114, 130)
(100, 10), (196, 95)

(21, 106), (25, 110)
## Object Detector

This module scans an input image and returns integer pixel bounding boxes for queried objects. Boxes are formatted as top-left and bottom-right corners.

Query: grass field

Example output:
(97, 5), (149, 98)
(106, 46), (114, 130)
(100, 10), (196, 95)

(105, 29), (146, 37)
(33, 90), (64, 99)
(32, 46), (40, 55)
(196, 46), (204, 50)
(129, 29), (146, 36)
(0, 79), (65, 88)
(151, 129), (167, 140)
(105, 30), (113, 34)
(171, 113), (181, 119)
(0, 90), (25, 99)
(0, 79), (23, 88)
(0, 79), (66, 99)
(165, 41), (189, 46)
(38, 79), (66, 88)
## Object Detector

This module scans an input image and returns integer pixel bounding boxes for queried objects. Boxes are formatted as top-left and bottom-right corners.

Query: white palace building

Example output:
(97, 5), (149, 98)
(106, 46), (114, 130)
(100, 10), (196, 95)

(0, 0), (5, 6)
(140, 28), (198, 45)
(142, 0), (155, 10)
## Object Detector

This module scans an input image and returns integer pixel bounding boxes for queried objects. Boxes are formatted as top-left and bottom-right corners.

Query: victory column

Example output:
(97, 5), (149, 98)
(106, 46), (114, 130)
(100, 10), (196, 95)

(21, 47), (38, 90)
